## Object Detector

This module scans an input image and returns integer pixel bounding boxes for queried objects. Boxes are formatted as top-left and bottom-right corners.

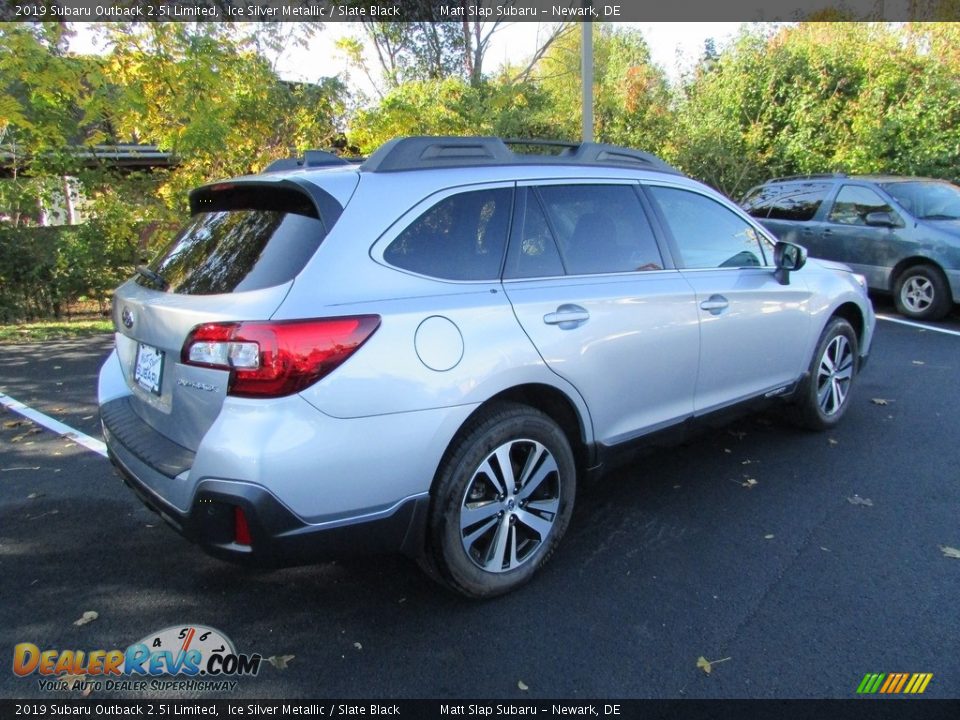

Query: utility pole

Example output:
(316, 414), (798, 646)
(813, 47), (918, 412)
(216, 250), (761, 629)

(581, 17), (593, 143)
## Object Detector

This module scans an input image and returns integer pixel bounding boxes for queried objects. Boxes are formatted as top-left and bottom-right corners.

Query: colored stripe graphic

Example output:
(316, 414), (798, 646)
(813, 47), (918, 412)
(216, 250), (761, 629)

(857, 673), (932, 694)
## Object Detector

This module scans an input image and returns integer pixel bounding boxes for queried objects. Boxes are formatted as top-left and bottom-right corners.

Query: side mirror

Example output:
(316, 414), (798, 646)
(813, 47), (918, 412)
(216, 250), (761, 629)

(864, 211), (901, 228)
(773, 241), (807, 285)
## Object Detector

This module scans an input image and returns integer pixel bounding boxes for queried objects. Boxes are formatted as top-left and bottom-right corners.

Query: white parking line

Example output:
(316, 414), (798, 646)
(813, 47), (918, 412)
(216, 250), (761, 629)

(0, 392), (107, 458)
(876, 314), (960, 337)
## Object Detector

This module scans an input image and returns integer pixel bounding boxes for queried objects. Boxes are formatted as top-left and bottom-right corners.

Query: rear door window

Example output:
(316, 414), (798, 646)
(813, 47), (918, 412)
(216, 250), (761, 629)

(534, 184), (664, 275)
(139, 185), (329, 295)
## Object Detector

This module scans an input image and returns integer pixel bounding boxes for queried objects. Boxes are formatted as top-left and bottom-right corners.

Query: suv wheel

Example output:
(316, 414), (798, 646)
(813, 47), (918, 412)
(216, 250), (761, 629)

(894, 264), (951, 321)
(790, 317), (859, 431)
(423, 403), (576, 598)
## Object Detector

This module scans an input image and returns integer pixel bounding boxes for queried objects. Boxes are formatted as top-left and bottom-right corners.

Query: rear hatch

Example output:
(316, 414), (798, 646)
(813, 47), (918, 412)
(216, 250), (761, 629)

(111, 178), (345, 452)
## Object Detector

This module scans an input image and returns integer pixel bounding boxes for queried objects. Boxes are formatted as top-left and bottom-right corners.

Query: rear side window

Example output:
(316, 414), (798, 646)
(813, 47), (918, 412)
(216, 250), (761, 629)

(743, 183), (830, 221)
(384, 187), (512, 281)
(140, 186), (327, 295)
(649, 186), (768, 269)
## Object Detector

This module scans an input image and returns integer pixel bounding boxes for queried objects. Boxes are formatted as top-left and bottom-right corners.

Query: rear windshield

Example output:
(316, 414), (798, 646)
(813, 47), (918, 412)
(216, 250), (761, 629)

(138, 185), (328, 295)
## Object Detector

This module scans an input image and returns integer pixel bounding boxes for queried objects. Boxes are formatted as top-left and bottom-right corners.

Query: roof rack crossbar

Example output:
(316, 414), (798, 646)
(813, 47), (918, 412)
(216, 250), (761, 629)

(265, 150), (351, 173)
(359, 136), (680, 175)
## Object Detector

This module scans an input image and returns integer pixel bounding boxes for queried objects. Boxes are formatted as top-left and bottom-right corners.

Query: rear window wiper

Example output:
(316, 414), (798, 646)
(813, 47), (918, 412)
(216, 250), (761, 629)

(136, 265), (169, 291)
(920, 213), (960, 220)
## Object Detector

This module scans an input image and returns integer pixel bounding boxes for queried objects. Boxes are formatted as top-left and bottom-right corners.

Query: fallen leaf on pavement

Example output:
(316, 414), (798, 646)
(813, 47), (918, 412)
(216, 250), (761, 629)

(265, 655), (295, 670)
(871, 398), (890, 406)
(73, 611), (98, 626)
(828, 438), (838, 446)
(847, 495), (873, 507)
(517, 680), (529, 691)
(741, 478), (758, 488)
(697, 656), (731, 675)
(27, 492), (44, 499)
(912, 360), (925, 365)
(11, 428), (42, 442)
(353, 642), (362, 650)
(940, 546), (960, 559)
(764, 534), (774, 539)
(3, 420), (28, 429)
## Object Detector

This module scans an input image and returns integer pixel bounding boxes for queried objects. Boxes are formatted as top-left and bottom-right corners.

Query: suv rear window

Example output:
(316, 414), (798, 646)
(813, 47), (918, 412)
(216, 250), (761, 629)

(743, 182), (831, 221)
(138, 186), (328, 295)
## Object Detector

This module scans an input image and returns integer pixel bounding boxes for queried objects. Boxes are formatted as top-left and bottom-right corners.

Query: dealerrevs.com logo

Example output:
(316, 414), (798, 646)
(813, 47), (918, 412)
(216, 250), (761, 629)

(13, 624), (262, 693)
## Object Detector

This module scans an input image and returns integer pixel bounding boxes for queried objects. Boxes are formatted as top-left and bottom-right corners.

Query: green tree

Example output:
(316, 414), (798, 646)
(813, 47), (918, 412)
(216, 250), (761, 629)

(531, 25), (672, 149)
(101, 23), (348, 213)
(668, 23), (960, 197)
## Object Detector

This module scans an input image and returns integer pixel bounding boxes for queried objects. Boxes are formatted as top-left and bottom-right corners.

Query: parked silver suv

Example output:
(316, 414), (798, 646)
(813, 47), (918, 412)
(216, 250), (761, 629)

(99, 137), (875, 598)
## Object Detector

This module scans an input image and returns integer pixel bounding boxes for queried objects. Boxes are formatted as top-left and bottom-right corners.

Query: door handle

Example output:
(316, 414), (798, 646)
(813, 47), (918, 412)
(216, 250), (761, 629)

(543, 304), (590, 328)
(699, 295), (729, 315)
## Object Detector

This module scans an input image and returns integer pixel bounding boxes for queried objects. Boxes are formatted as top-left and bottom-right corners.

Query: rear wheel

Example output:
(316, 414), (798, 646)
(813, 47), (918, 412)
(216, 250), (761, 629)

(423, 403), (576, 598)
(790, 317), (859, 431)
(893, 264), (952, 321)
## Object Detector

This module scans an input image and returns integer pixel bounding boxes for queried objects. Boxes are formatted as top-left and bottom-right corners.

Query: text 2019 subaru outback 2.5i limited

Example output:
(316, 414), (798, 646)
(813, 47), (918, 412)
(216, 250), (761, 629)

(99, 137), (875, 598)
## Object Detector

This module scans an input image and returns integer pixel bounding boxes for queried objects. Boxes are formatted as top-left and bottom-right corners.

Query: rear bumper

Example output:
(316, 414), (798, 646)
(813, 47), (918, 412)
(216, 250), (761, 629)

(101, 396), (429, 567)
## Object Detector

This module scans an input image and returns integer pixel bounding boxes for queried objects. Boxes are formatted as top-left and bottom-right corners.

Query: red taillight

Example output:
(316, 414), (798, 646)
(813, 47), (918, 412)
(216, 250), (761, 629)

(181, 316), (380, 398)
(234, 506), (252, 546)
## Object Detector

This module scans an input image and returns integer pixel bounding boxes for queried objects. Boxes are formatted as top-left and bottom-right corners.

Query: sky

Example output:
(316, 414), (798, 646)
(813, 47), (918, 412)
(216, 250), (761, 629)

(274, 22), (746, 89)
(68, 21), (747, 92)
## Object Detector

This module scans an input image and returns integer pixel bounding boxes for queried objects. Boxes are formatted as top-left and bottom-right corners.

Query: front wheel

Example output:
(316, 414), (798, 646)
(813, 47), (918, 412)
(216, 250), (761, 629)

(423, 403), (576, 598)
(893, 265), (952, 321)
(789, 317), (859, 431)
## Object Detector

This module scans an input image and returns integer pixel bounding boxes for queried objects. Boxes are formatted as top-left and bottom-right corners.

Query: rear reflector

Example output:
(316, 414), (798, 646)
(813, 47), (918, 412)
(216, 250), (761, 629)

(234, 506), (252, 546)
(181, 316), (380, 398)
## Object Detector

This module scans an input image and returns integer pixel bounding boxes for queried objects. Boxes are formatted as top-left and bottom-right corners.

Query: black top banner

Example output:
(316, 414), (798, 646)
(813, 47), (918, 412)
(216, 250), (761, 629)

(2, 0), (958, 23)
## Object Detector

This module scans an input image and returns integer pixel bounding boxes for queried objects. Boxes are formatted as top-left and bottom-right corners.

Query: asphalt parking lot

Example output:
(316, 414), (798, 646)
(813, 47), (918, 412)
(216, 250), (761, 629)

(1, 300), (959, 701)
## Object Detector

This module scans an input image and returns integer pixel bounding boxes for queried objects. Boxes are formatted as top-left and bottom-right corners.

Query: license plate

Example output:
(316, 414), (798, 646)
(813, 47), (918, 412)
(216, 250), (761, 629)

(134, 343), (164, 395)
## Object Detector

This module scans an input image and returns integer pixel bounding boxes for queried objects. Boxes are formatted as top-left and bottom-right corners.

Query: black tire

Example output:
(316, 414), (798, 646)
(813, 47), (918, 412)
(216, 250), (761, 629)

(789, 317), (859, 431)
(893, 264), (952, 321)
(422, 402), (576, 599)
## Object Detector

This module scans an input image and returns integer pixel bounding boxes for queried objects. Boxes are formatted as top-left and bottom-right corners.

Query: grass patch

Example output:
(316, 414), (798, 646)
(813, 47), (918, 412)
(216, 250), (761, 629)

(0, 319), (114, 344)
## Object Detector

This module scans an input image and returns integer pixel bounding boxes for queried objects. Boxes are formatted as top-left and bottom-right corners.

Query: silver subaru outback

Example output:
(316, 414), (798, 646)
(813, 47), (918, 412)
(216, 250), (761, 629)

(98, 137), (875, 598)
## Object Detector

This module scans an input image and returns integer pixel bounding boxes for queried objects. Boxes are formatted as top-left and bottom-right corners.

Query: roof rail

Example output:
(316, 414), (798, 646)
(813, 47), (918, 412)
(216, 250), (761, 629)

(768, 173), (848, 183)
(359, 136), (680, 175)
(265, 150), (352, 173)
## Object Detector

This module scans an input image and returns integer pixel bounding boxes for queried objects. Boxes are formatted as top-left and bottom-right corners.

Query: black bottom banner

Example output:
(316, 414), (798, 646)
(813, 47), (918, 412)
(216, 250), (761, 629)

(2, 699), (959, 720)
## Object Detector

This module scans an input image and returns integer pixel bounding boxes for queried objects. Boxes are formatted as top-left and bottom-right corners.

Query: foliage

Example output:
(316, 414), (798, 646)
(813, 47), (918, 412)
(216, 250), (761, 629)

(0, 213), (143, 322)
(348, 77), (557, 153)
(530, 25), (672, 151)
(666, 23), (960, 198)
(100, 23), (348, 213)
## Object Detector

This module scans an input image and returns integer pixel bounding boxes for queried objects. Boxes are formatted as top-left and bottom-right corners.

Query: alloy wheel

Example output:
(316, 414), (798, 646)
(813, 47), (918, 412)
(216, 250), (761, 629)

(901, 276), (934, 314)
(816, 335), (854, 416)
(459, 439), (561, 573)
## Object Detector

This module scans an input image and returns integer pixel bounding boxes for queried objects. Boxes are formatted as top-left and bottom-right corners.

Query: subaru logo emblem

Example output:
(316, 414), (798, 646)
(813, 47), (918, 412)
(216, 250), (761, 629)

(121, 307), (135, 329)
